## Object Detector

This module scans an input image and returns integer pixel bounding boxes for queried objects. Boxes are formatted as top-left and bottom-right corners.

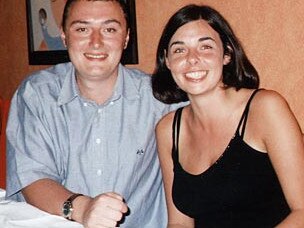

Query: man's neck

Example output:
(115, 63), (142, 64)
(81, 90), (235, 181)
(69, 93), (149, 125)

(76, 75), (118, 105)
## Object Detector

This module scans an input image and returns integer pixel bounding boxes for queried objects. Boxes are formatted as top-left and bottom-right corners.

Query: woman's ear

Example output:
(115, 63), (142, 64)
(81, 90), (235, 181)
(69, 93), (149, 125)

(164, 50), (171, 70)
(223, 54), (231, 65)
(223, 45), (232, 65)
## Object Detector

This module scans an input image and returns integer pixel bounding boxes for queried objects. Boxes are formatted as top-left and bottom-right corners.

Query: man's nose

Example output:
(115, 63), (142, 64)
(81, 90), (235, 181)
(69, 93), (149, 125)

(90, 30), (103, 49)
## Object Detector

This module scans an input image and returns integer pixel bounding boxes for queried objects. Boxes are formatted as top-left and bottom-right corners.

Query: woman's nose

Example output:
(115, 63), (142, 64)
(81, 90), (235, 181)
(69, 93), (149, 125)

(186, 50), (199, 65)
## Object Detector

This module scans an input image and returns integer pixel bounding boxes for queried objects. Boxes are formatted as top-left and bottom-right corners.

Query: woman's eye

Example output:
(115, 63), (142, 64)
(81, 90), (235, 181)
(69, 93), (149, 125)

(173, 48), (185, 54)
(201, 45), (212, 50)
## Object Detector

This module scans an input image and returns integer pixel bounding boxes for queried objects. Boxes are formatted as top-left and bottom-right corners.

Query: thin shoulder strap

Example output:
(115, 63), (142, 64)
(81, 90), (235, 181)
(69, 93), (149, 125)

(236, 89), (263, 138)
(172, 107), (184, 161)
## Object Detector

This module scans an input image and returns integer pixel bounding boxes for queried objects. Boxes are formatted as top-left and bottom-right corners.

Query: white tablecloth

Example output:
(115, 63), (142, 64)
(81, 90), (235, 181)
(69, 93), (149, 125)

(0, 189), (83, 228)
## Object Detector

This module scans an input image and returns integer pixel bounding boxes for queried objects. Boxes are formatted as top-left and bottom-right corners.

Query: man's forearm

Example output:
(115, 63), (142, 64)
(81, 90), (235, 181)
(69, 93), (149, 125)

(21, 178), (91, 223)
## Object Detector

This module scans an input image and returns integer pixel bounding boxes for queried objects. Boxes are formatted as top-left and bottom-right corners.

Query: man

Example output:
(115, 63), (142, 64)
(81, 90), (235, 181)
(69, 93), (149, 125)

(6, 0), (182, 227)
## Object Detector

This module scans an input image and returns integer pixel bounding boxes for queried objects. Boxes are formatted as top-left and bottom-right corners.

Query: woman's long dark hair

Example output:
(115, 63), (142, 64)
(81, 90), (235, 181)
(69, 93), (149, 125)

(152, 4), (259, 104)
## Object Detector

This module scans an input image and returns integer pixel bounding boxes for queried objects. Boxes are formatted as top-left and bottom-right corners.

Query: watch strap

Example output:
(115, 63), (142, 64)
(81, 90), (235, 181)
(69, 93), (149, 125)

(62, 193), (83, 220)
(67, 193), (83, 204)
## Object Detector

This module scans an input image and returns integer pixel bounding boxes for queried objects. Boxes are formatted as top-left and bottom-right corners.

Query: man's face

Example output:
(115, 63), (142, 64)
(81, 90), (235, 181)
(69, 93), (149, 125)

(61, 0), (129, 81)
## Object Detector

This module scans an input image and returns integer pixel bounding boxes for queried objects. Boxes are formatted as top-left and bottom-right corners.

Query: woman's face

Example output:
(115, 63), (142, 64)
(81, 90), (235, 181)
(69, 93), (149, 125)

(165, 19), (230, 97)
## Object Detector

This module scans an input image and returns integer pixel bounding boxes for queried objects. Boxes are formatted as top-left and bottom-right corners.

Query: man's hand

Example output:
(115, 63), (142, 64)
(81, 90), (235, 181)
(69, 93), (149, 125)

(22, 179), (128, 227)
(81, 192), (128, 228)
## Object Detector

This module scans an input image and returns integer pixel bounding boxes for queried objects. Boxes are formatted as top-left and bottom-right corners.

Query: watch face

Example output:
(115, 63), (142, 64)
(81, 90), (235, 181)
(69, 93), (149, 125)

(62, 201), (72, 217)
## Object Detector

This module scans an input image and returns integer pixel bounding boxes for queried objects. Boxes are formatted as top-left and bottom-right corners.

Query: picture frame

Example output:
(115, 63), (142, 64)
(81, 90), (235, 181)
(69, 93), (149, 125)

(26, 0), (138, 65)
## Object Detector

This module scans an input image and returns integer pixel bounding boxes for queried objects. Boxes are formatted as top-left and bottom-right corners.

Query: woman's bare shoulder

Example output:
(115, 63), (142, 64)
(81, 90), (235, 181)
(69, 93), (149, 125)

(249, 89), (291, 117)
(248, 89), (297, 136)
(156, 106), (188, 148)
(156, 110), (177, 135)
(253, 89), (288, 106)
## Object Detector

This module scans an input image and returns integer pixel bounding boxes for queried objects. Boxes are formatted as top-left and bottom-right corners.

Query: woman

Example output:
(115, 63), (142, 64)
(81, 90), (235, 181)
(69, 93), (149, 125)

(152, 4), (304, 227)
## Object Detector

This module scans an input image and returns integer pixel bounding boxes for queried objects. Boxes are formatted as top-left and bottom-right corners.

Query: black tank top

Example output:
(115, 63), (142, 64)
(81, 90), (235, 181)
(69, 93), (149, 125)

(171, 89), (290, 228)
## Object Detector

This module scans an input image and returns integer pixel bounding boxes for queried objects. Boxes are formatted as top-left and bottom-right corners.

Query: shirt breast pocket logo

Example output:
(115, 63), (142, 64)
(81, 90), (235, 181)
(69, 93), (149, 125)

(136, 149), (144, 155)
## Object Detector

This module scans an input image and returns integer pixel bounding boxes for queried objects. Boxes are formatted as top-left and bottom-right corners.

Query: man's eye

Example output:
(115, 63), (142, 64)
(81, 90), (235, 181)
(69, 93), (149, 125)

(105, 28), (117, 33)
(75, 27), (87, 32)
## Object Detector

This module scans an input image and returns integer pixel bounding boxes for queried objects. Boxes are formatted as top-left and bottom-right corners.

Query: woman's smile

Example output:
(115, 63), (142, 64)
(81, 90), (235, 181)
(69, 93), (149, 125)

(185, 70), (208, 81)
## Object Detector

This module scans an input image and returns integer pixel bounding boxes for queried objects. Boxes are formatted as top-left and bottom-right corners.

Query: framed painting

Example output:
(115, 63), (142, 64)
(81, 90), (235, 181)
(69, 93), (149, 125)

(26, 0), (138, 65)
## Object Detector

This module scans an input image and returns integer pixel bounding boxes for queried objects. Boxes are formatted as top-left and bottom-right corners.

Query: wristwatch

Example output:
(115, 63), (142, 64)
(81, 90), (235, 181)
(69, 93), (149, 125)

(62, 193), (83, 220)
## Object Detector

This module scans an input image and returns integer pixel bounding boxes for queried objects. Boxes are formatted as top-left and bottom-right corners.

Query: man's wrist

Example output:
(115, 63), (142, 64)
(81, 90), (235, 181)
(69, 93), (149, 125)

(69, 195), (92, 223)
(62, 193), (84, 221)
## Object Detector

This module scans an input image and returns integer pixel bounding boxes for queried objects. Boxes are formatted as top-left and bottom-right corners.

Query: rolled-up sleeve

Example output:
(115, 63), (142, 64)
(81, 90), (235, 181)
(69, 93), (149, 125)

(6, 82), (63, 201)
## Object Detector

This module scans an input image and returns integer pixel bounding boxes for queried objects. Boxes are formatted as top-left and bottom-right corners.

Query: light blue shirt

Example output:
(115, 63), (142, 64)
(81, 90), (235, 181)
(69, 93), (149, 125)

(6, 63), (183, 227)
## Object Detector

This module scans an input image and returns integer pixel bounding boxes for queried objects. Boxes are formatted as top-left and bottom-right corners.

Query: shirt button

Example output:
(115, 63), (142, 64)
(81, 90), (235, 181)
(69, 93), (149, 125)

(98, 109), (102, 113)
(109, 101), (114, 105)
(97, 169), (102, 176)
(96, 138), (101, 144)
(83, 102), (88, 107)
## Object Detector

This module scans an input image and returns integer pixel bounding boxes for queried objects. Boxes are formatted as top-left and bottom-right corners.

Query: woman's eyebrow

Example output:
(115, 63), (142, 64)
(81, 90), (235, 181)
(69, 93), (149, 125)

(169, 36), (216, 48)
(169, 41), (184, 48)
(198, 36), (216, 42)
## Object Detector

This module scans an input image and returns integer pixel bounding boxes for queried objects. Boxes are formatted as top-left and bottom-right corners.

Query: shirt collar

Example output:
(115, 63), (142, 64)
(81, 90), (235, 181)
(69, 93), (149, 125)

(57, 63), (78, 106)
(57, 63), (140, 106)
(116, 64), (141, 101)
